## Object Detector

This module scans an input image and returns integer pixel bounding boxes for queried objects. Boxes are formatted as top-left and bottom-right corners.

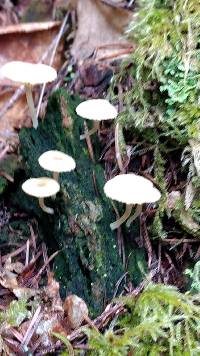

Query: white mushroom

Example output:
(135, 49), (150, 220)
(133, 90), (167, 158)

(104, 173), (161, 230)
(38, 150), (76, 182)
(76, 99), (118, 140)
(0, 61), (57, 129)
(22, 177), (60, 214)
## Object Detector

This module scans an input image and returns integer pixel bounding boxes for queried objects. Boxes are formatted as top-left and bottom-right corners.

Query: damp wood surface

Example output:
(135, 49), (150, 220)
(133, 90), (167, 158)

(6, 90), (125, 316)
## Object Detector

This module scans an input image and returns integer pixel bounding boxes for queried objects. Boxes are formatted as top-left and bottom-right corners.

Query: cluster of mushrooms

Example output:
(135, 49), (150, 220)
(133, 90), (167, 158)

(22, 150), (76, 215)
(0, 61), (161, 229)
(76, 99), (161, 230)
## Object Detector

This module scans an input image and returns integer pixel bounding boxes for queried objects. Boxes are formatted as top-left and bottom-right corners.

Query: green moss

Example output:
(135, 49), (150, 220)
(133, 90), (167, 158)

(112, 0), (200, 240)
(85, 283), (200, 355)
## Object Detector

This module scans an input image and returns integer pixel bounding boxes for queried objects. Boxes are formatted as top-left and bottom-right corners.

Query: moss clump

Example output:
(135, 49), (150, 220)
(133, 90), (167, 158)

(16, 90), (128, 315)
(112, 0), (200, 238)
(86, 283), (200, 355)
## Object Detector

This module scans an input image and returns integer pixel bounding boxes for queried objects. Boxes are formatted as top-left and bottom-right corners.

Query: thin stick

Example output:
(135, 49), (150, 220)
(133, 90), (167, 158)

(83, 121), (95, 163)
(25, 239), (30, 266)
(36, 13), (69, 119)
(34, 250), (59, 281)
(21, 306), (42, 349)
(115, 123), (125, 173)
(0, 171), (14, 182)
(0, 145), (9, 160)
(25, 83), (38, 128)
(80, 121), (100, 140)
(2, 239), (32, 263)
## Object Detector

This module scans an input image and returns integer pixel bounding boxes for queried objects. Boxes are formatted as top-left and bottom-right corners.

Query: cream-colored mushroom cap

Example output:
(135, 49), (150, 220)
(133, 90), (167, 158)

(0, 61), (57, 85)
(104, 173), (161, 205)
(76, 99), (118, 121)
(38, 150), (76, 173)
(22, 177), (60, 198)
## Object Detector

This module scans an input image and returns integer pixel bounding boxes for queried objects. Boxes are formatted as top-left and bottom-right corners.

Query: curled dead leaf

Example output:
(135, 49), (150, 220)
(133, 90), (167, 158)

(64, 294), (88, 329)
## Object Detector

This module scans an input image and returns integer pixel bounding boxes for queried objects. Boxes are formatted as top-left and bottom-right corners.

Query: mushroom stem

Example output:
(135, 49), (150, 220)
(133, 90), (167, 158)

(52, 172), (59, 199)
(53, 171), (59, 182)
(80, 121), (100, 140)
(38, 197), (54, 214)
(126, 204), (142, 227)
(110, 203), (133, 230)
(25, 83), (38, 129)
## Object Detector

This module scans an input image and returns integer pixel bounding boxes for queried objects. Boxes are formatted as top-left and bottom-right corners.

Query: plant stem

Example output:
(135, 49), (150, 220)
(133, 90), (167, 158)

(110, 203), (133, 230)
(25, 83), (38, 129)
(80, 120), (100, 140)
(38, 197), (54, 214)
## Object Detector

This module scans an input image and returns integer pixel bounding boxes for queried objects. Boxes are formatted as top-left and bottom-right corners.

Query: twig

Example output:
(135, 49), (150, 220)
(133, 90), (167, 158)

(0, 171), (14, 182)
(128, 0), (135, 7)
(140, 213), (153, 268)
(97, 48), (133, 61)
(2, 239), (32, 263)
(36, 13), (69, 119)
(34, 250), (59, 281)
(115, 123), (125, 173)
(162, 238), (200, 244)
(21, 306), (42, 350)
(25, 239), (30, 266)
(42, 243), (50, 275)
(0, 145), (9, 160)
(84, 121), (95, 163)
(29, 223), (37, 258)
(10, 328), (23, 343)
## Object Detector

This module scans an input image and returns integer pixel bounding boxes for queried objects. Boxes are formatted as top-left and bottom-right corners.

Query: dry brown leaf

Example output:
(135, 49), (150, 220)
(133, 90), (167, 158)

(64, 294), (89, 329)
(0, 271), (18, 289)
(0, 21), (64, 140)
(0, 21), (62, 85)
(71, 0), (132, 61)
(4, 257), (24, 273)
(12, 287), (37, 299)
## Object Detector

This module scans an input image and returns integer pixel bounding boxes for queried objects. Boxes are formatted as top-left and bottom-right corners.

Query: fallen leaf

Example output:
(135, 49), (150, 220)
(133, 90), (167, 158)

(0, 21), (64, 141)
(71, 0), (132, 61)
(64, 294), (89, 329)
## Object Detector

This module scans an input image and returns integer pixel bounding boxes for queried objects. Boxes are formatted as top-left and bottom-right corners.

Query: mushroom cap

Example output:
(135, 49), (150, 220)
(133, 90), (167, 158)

(0, 61), (57, 85)
(38, 150), (76, 173)
(22, 177), (60, 198)
(104, 173), (161, 205)
(76, 99), (118, 121)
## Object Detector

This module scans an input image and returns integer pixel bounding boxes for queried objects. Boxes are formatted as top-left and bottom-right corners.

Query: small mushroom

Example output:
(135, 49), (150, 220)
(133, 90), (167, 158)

(0, 61), (57, 129)
(76, 99), (118, 140)
(22, 177), (60, 214)
(104, 173), (161, 230)
(38, 150), (76, 182)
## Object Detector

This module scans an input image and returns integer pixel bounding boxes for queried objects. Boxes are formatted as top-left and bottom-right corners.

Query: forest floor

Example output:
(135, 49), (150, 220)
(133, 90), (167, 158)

(0, 1), (200, 355)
